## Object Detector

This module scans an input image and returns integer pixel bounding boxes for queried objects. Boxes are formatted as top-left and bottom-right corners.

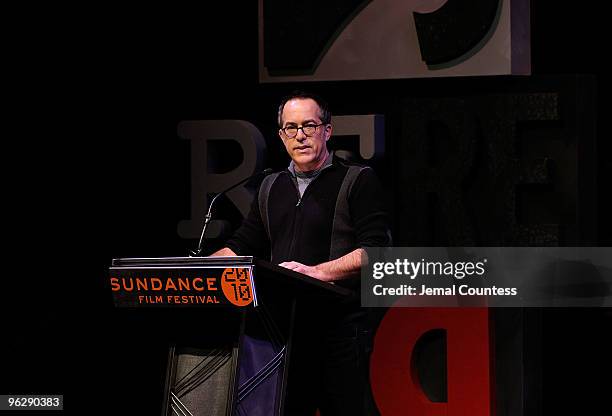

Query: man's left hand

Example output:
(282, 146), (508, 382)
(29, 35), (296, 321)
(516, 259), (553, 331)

(278, 261), (328, 281)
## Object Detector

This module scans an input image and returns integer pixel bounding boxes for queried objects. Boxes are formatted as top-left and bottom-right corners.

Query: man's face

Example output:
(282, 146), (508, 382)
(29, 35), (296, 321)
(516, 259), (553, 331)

(278, 98), (332, 172)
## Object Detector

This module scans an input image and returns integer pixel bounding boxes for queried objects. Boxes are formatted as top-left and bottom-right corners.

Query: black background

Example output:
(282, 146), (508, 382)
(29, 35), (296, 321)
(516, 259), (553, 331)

(3, 2), (611, 414)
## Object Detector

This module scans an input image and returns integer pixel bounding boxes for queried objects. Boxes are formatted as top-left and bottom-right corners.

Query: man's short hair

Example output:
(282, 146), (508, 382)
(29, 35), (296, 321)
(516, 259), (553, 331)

(277, 91), (331, 127)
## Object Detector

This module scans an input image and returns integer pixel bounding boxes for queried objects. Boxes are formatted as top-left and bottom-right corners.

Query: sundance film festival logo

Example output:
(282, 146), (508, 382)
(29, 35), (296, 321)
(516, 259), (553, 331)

(221, 268), (253, 307)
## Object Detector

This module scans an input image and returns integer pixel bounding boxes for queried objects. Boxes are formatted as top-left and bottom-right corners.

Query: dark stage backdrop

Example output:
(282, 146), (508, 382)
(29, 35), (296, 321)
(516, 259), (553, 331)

(3, 2), (611, 415)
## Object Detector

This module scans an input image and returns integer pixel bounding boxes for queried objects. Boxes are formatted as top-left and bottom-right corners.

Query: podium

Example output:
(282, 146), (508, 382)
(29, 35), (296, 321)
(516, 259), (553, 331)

(109, 256), (354, 416)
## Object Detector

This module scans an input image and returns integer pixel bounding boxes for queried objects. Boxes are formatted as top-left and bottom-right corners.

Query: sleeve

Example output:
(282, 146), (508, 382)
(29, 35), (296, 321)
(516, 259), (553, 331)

(225, 187), (271, 258)
(348, 167), (393, 247)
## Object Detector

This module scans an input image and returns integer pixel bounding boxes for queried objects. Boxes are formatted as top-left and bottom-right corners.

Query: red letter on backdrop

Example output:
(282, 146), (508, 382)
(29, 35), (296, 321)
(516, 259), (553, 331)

(370, 307), (494, 415)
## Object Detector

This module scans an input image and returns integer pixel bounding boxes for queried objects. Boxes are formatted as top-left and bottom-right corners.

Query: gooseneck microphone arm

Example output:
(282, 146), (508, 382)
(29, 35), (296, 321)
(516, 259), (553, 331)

(190, 168), (273, 257)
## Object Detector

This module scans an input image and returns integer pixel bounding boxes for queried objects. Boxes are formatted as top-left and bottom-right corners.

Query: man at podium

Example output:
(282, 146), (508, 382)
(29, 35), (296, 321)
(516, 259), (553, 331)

(212, 91), (391, 415)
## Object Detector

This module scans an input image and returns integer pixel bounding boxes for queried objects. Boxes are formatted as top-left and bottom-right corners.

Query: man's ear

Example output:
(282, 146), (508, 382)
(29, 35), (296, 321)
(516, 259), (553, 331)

(278, 129), (284, 140)
(324, 124), (333, 142)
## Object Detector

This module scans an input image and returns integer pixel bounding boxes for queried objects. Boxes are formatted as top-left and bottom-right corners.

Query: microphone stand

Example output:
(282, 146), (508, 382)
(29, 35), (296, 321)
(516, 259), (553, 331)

(189, 168), (272, 257)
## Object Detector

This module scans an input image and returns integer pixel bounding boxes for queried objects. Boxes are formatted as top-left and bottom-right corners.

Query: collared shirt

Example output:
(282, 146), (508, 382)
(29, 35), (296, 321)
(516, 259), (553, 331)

(288, 151), (334, 197)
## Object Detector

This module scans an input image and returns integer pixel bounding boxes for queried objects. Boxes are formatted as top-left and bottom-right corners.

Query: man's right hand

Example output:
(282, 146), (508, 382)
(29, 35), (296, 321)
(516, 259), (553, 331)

(210, 247), (237, 257)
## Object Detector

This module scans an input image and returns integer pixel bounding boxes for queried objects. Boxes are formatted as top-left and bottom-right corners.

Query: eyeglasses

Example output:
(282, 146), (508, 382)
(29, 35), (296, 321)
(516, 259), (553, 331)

(280, 123), (327, 138)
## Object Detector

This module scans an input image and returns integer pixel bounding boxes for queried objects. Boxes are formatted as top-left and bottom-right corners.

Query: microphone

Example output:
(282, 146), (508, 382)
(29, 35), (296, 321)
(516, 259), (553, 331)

(189, 168), (273, 256)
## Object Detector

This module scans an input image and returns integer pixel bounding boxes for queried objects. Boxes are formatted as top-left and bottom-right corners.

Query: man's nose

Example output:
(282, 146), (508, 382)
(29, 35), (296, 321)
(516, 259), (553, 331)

(295, 129), (307, 141)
